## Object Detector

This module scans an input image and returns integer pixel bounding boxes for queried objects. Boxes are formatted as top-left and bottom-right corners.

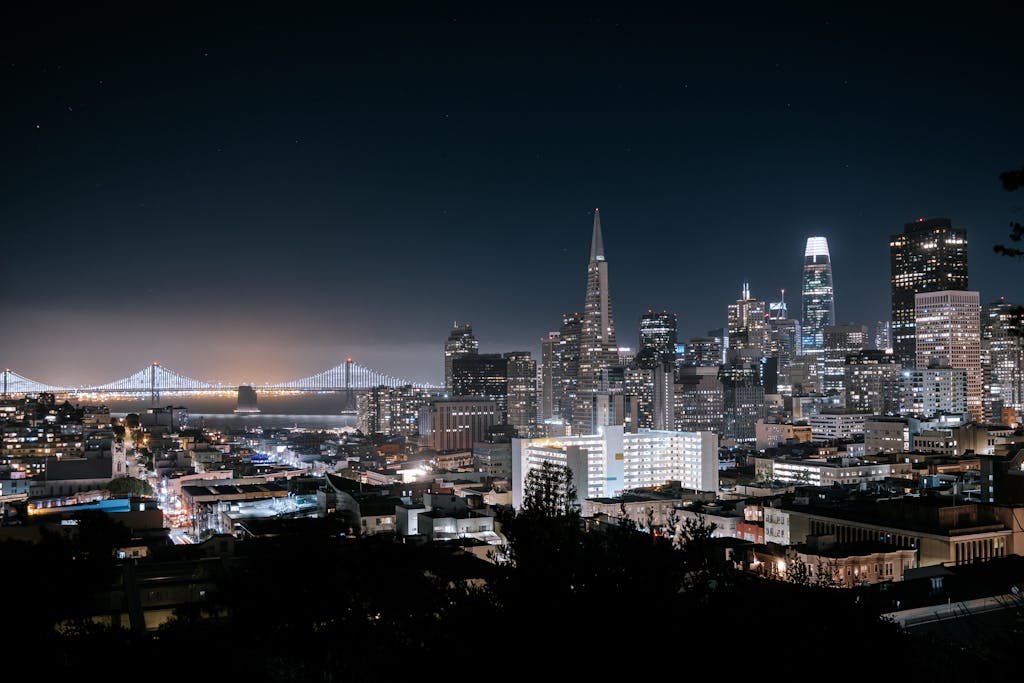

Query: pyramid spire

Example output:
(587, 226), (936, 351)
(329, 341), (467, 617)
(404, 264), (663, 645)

(590, 208), (605, 261)
(576, 207), (616, 434)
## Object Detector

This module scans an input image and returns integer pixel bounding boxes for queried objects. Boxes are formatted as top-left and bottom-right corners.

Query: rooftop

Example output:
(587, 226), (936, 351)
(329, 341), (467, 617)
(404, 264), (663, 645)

(804, 236), (830, 259)
(796, 540), (917, 558)
(182, 483), (288, 497)
(420, 508), (493, 520)
(778, 495), (1009, 537)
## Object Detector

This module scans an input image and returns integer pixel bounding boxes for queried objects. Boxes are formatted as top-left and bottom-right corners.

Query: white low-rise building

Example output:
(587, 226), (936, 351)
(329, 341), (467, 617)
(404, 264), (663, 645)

(767, 457), (912, 486)
(512, 426), (718, 509)
(809, 412), (869, 440)
(764, 506), (793, 546)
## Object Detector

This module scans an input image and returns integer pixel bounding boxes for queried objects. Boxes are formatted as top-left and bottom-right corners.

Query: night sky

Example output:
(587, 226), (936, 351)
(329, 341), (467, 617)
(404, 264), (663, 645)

(2, 6), (1022, 386)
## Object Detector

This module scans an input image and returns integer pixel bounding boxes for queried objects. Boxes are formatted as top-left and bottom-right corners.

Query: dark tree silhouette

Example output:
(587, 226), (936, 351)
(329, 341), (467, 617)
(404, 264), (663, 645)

(994, 166), (1024, 259)
(105, 476), (152, 496)
(520, 460), (578, 517)
(674, 513), (721, 593)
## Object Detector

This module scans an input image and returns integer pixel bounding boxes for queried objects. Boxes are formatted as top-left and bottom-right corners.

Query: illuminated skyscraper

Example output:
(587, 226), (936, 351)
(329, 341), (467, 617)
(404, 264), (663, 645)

(682, 337), (723, 368)
(915, 290), (982, 421)
(624, 362), (673, 431)
(358, 385), (434, 436)
(874, 320), (892, 352)
(822, 324), (867, 393)
(770, 318), (802, 394)
(981, 298), (1024, 423)
(707, 327), (729, 364)
(675, 365), (724, 434)
(900, 359), (969, 419)
(844, 350), (902, 415)
(420, 399), (500, 452)
(504, 351), (538, 437)
(727, 283), (769, 357)
(452, 353), (508, 420)
(638, 310), (678, 365)
(539, 332), (559, 422)
(768, 289), (802, 394)
(444, 323), (479, 391)
(555, 313), (583, 425)
(890, 218), (968, 367)
(801, 236), (836, 357)
(574, 209), (618, 433)
(768, 289), (789, 320)
(719, 350), (765, 441)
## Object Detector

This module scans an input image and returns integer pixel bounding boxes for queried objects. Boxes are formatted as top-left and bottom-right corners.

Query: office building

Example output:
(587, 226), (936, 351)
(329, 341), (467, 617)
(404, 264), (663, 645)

(638, 310), (678, 364)
(863, 417), (915, 454)
(890, 218), (968, 367)
(822, 324), (867, 394)
(512, 425), (718, 508)
(451, 354), (509, 420)
(769, 317), (802, 391)
(915, 290), (982, 421)
(980, 447), (1024, 504)
(760, 457), (911, 487)
(720, 350), (766, 441)
(755, 420), (813, 450)
(554, 313), (583, 425)
(809, 411), (869, 440)
(141, 405), (189, 431)
(760, 356), (779, 395)
(728, 283), (770, 357)
(982, 298), (1024, 423)
(473, 441), (513, 479)
(900, 359), (969, 419)
(444, 323), (479, 391)
(539, 332), (558, 422)
(708, 327), (729, 364)
(624, 362), (674, 431)
(574, 209), (619, 434)
(504, 351), (538, 437)
(874, 320), (892, 352)
(768, 289), (789, 320)
(473, 426), (515, 479)
(357, 385), (434, 437)
(623, 365), (653, 430)
(844, 350), (902, 415)
(783, 354), (821, 395)
(801, 236), (836, 357)
(910, 422), (1019, 456)
(682, 337), (722, 368)
(675, 366), (725, 434)
(419, 399), (500, 452)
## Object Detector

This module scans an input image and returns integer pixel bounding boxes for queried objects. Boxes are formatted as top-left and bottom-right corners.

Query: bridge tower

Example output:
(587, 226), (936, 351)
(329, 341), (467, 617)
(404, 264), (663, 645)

(150, 362), (160, 406)
(342, 357), (356, 411)
(2, 368), (8, 398)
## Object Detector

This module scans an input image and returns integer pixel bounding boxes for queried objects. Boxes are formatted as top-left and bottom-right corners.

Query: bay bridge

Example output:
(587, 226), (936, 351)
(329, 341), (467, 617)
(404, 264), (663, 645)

(1, 359), (439, 403)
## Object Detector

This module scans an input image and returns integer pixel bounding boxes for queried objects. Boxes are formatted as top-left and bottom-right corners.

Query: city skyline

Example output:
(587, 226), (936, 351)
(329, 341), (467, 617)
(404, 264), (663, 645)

(0, 206), (1019, 387)
(3, 8), (1024, 672)
(2, 6), (1023, 384)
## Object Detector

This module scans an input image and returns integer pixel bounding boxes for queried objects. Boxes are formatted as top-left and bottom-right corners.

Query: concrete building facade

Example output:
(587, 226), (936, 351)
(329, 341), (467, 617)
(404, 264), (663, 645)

(512, 425), (718, 508)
